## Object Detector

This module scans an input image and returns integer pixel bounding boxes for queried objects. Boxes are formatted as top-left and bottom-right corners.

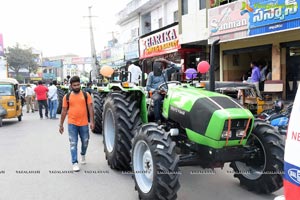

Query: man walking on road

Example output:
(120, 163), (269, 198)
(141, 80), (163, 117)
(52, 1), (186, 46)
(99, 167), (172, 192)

(34, 80), (49, 119)
(48, 80), (58, 119)
(59, 76), (95, 172)
(25, 84), (34, 113)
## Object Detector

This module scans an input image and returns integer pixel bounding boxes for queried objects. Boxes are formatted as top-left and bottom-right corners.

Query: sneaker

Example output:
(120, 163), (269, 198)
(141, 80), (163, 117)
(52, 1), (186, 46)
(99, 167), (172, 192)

(26, 111), (29, 113)
(72, 163), (80, 172)
(81, 155), (86, 165)
(32, 110), (34, 113)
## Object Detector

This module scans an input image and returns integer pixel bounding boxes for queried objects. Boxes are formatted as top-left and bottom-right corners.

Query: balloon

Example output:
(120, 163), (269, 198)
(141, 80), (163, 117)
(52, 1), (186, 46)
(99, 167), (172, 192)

(100, 65), (114, 77)
(197, 61), (210, 74)
(185, 68), (197, 79)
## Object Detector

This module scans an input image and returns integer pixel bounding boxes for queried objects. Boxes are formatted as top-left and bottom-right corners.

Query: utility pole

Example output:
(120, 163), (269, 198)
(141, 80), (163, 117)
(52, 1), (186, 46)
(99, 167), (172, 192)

(85, 6), (98, 81)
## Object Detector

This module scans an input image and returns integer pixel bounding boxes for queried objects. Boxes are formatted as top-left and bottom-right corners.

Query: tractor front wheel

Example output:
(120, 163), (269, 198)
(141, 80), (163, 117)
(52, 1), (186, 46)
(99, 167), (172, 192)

(132, 123), (180, 200)
(230, 119), (284, 193)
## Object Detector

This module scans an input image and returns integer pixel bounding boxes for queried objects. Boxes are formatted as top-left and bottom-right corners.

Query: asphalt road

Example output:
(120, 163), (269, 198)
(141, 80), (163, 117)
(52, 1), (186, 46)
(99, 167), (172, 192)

(0, 109), (284, 200)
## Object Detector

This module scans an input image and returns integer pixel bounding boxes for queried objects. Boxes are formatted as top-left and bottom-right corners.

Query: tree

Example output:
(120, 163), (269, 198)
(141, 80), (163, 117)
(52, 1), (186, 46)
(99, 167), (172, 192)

(5, 43), (39, 82)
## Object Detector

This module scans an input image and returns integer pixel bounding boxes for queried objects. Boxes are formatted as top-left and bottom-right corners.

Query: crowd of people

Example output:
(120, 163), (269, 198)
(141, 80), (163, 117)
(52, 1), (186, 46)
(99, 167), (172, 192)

(23, 80), (58, 119)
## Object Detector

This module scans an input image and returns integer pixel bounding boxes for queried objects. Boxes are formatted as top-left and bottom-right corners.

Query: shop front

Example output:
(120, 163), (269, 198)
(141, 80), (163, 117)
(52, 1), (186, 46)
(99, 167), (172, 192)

(208, 0), (300, 100)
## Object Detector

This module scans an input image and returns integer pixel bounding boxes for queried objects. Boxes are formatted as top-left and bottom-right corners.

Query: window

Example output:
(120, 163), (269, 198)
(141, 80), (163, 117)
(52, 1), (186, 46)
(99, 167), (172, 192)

(0, 85), (13, 96)
(211, 0), (237, 8)
(173, 10), (178, 22)
(182, 0), (188, 15)
(199, 0), (206, 10)
(158, 18), (163, 28)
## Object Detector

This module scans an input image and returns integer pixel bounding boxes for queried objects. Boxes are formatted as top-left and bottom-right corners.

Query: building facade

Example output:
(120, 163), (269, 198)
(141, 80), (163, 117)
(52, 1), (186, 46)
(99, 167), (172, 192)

(208, 0), (300, 100)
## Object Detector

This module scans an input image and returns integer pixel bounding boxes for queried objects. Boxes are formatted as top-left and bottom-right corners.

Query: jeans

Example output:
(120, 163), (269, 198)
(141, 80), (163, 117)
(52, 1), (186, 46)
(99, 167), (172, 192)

(152, 92), (163, 122)
(48, 99), (58, 119)
(38, 100), (48, 118)
(68, 124), (90, 164)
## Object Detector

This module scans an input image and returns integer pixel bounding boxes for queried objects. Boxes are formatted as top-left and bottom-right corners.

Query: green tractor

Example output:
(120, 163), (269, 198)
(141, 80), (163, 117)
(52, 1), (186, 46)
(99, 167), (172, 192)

(93, 67), (284, 199)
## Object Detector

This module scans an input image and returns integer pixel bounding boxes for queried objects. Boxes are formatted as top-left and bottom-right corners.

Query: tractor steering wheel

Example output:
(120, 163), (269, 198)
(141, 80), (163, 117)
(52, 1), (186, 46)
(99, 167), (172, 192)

(158, 81), (181, 92)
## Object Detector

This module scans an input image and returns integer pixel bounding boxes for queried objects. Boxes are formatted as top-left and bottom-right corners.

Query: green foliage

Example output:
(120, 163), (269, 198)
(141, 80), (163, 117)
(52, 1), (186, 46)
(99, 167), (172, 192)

(5, 43), (39, 77)
(16, 74), (25, 83)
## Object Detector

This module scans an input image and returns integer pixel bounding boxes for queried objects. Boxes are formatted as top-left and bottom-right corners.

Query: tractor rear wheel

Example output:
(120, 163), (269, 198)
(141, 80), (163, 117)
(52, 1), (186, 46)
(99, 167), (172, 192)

(56, 88), (65, 114)
(132, 123), (180, 200)
(230, 119), (284, 193)
(102, 92), (141, 170)
(92, 93), (106, 134)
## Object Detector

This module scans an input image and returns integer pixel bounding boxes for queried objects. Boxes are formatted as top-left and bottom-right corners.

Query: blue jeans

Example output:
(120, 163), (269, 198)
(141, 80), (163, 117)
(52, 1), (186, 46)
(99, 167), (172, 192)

(68, 124), (90, 164)
(152, 92), (163, 122)
(48, 99), (58, 119)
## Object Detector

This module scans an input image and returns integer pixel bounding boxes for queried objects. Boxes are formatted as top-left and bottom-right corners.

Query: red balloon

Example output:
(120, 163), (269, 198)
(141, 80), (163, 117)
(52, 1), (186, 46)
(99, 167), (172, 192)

(197, 61), (210, 74)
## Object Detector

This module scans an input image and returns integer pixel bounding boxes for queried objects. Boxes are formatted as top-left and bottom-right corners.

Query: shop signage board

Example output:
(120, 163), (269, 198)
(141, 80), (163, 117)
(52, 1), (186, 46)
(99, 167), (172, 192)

(0, 34), (4, 57)
(208, 0), (300, 43)
(139, 25), (181, 59)
(249, 0), (300, 36)
(124, 40), (139, 60)
(208, 1), (249, 43)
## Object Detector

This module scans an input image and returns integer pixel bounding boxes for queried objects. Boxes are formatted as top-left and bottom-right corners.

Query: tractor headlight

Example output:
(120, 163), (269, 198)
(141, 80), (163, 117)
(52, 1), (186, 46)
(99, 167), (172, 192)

(122, 82), (135, 88)
(221, 131), (232, 139)
(7, 101), (14, 106)
(236, 129), (246, 137)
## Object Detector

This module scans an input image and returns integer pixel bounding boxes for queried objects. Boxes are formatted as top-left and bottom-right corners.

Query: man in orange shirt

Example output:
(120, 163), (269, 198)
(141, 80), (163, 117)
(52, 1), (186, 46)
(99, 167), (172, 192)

(59, 76), (95, 172)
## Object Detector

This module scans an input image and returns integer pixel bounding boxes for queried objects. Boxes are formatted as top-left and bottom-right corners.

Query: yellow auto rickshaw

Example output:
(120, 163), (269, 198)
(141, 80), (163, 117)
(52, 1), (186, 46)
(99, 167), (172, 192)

(0, 78), (23, 127)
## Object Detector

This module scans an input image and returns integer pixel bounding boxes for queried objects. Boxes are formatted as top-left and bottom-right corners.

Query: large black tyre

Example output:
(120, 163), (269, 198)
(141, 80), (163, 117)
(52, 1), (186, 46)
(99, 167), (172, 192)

(102, 92), (142, 170)
(0, 117), (2, 127)
(92, 92), (106, 134)
(230, 119), (284, 193)
(132, 123), (180, 200)
(56, 88), (66, 114)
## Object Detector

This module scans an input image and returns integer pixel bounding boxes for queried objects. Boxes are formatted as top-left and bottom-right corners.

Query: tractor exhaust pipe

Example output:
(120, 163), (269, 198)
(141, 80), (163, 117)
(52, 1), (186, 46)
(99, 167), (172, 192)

(141, 59), (147, 87)
(209, 39), (220, 92)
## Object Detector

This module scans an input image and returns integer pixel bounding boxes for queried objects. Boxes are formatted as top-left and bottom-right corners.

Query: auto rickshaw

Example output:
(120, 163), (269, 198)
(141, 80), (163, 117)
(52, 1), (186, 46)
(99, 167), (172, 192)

(0, 78), (23, 127)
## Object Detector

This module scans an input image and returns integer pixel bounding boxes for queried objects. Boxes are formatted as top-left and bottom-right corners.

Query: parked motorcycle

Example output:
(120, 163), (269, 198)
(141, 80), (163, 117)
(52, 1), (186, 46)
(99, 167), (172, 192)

(257, 100), (293, 136)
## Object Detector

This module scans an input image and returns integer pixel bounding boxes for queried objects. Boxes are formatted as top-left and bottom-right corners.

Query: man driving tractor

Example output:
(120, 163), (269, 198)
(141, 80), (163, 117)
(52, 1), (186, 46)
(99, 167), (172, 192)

(146, 58), (181, 124)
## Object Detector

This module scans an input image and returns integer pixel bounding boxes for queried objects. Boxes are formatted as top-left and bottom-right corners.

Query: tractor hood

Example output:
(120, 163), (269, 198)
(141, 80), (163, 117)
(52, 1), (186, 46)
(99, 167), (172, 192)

(162, 85), (253, 137)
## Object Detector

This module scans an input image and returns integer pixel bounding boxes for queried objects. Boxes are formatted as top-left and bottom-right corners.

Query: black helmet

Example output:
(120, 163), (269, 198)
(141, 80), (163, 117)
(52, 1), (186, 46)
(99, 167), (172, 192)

(274, 100), (284, 112)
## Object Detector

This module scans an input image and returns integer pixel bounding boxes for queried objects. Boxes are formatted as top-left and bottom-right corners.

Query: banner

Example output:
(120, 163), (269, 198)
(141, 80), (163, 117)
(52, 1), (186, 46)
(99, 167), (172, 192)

(139, 25), (181, 59)
(284, 87), (300, 199)
(0, 34), (4, 56)
(249, 0), (300, 36)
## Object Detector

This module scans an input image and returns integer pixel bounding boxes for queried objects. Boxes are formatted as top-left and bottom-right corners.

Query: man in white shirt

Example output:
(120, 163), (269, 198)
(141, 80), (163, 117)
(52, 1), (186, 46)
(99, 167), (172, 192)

(48, 80), (58, 119)
(25, 84), (35, 113)
(127, 61), (142, 85)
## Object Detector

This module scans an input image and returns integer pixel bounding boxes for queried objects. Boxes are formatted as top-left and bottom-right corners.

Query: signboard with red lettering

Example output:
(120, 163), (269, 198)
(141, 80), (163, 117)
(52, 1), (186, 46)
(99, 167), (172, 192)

(139, 25), (181, 59)
(284, 87), (300, 199)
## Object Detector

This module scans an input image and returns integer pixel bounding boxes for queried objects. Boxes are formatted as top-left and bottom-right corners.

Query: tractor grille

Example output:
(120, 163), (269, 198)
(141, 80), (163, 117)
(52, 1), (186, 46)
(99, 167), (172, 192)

(221, 119), (252, 140)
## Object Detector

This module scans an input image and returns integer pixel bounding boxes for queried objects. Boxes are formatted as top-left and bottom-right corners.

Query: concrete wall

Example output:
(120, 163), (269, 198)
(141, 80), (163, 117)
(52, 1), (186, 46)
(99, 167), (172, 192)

(119, 17), (140, 44)
(181, 0), (208, 44)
